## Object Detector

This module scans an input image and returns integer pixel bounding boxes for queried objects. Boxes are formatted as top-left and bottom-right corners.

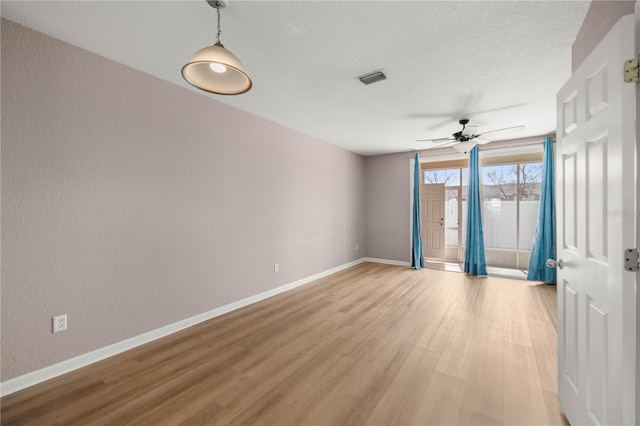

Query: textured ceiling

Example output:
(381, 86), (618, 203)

(1, 1), (590, 156)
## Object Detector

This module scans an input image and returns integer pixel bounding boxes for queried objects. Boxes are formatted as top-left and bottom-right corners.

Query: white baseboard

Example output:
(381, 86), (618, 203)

(363, 257), (411, 267)
(0, 258), (365, 397)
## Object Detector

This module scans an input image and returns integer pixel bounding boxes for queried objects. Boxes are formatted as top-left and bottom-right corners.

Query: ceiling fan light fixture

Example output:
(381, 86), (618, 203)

(453, 141), (477, 155)
(181, 0), (252, 95)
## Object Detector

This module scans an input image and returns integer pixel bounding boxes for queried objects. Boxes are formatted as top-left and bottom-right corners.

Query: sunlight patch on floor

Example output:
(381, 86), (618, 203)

(425, 260), (528, 280)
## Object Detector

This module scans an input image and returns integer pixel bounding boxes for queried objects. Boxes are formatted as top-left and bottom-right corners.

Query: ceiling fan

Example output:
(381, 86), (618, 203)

(415, 119), (525, 154)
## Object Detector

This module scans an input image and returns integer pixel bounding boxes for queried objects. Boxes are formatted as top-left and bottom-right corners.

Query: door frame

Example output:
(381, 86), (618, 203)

(635, 2), (639, 420)
(409, 153), (466, 264)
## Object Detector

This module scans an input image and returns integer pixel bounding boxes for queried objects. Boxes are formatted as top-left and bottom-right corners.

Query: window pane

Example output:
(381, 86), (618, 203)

(482, 164), (518, 200)
(519, 162), (543, 250)
(461, 168), (469, 246)
(482, 165), (517, 249)
(423, 168), (461, 186)
(518, 162), (543, 201)
(461, 168), (469, 196)
(445, 189), (458, 247)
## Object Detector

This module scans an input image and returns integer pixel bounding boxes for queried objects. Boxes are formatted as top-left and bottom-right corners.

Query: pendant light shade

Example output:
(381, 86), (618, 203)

(181, 0), (252, 95)
(182, 42), (252, 95)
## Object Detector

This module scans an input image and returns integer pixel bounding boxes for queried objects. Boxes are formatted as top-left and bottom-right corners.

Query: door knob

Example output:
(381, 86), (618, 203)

(546, 259), (564, 269)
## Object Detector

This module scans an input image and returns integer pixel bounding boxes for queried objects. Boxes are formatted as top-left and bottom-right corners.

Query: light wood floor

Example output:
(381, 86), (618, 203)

(1, 262), (567, 425)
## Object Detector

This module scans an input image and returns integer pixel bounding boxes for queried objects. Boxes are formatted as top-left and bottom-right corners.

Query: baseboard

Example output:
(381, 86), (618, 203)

(0, 258), (365, 397)
(363, 257), (411, 267)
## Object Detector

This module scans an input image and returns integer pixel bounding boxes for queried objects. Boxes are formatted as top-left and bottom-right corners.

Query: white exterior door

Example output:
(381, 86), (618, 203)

(422, 183), (445, 259)
(556, 14), (636, 426)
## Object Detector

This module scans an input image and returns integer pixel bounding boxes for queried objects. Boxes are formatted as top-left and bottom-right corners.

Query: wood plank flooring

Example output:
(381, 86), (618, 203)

(1, 262), (567, 425)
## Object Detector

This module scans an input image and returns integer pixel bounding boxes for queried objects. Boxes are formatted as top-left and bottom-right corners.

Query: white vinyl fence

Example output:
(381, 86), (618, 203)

(445, 200), (540, 250)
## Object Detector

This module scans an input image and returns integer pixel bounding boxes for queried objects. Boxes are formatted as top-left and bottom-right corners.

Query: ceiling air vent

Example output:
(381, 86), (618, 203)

(357, 70), (387, 85)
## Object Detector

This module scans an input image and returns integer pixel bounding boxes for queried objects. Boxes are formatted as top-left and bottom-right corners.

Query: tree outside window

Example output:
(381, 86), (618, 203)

(423, 169), (460, 187)
(483, 163), (543, 201)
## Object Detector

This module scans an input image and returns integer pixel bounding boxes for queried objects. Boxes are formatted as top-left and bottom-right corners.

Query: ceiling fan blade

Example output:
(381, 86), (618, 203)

(414, 138), (456, 149)
(476, 125), (525, 138)
(415, 137), (454, 143)
(432, 140), (459, 148)
(461, 125), (478, 137)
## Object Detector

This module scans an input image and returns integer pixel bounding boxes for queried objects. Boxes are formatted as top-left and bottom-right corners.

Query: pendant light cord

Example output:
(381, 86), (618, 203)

(216, 6), (222, 44)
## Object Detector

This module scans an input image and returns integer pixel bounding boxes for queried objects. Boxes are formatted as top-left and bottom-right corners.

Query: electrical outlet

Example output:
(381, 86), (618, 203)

(53, 314), (67, 333)
(356, 243), (359, 251)
(274, 263), (279, 272)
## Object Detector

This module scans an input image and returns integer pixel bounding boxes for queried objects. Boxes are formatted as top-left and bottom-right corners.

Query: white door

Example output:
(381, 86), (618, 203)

(556, 14), (636, 426)
(422, 183), (445, 259)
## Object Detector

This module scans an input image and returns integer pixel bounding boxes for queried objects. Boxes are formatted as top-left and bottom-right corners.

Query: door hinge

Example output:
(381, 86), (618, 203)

(624, 248), (639, 271)
(624, 58), (638, 83)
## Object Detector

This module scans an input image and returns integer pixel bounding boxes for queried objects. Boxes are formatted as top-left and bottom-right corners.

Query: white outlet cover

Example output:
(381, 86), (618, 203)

(53, 314), (67, 333)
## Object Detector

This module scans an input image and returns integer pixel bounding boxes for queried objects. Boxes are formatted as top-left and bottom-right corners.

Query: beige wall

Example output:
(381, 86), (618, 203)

(1, 19), (365, 381)
(572, 0), (635, 71)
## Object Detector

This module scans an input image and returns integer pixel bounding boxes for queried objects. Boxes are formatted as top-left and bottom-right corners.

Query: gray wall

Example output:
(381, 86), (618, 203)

(572, 0), (635, 71)
(363, 153), (410, 262)
(1, 19), (365, 381)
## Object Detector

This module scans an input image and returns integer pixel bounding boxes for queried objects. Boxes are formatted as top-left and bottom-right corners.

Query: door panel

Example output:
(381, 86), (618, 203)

(562, 282), (578, 389)
(586, 299), (607, 425)
(556, 14), (636, 426)
(422, 184), (445, 259)
(586, 62), (608, 117)
(429, 229), (441, 249)
(586, 139), (607, 260)
(562, 152), (577, 250)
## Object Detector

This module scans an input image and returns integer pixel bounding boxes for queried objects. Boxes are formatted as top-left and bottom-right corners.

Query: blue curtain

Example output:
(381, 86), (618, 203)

(528, 137), (556, 284)
(411, 153), (425, 269)
(464, 146), (487, 276)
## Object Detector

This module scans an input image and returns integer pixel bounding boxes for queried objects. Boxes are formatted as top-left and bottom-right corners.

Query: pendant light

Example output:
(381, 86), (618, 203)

(181, 0), (252, 95)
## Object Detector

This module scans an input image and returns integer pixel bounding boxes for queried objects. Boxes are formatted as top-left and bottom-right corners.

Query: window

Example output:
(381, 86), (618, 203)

(481, 161), (543, 251)
(420, 152), (542, 266)
(482, 165), (517, 249)
(461, 168), (468, 248)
